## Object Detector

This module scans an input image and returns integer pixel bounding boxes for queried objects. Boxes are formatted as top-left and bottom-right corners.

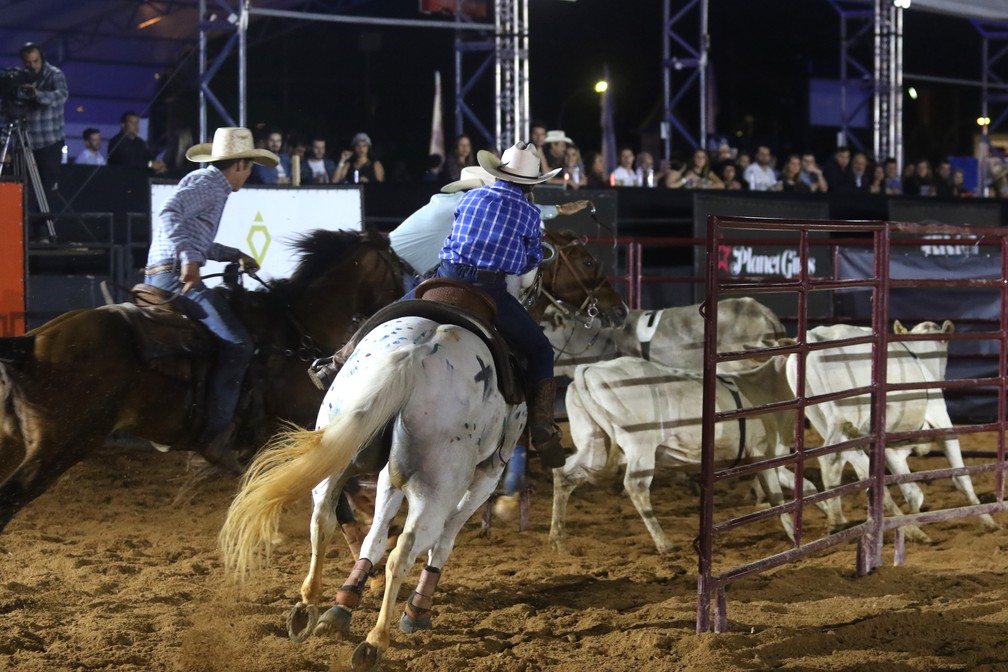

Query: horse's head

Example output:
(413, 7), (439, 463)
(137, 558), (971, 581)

(265, 229), (404, 351)
(534, 229), (628, 327)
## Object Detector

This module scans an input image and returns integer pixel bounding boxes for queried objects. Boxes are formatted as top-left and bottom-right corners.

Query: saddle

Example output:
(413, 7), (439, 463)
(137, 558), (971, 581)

(332, 278), (524, 405)
(102, 283), (216, 380)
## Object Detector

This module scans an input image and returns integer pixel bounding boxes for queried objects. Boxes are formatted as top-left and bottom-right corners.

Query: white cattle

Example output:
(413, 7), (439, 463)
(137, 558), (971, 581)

(544, 297), (787, 381)
(551, 354), (817, 553)
(787, 320), (1000, 538)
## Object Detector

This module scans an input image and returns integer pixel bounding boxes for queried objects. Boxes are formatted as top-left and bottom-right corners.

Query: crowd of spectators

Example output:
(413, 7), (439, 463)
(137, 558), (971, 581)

(560, 138), (979, 198)
(58, 111), (984, 200)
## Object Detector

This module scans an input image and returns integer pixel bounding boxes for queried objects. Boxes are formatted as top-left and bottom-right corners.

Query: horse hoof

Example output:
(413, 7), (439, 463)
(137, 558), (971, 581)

(351, 641), (382, 672)
(286, 602), (319, 643)
(313, 605), (352, 639)
(399, 610), (432, 633)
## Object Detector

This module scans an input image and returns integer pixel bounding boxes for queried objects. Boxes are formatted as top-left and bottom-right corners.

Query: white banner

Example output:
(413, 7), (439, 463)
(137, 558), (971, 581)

(150, 184), (363, 284)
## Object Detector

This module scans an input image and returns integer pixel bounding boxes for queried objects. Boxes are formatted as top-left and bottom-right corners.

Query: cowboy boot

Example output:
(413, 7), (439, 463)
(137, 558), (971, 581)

(307, 356), (338, 391)
(528, 378), (565, 469)
(306, 340), (355, 391)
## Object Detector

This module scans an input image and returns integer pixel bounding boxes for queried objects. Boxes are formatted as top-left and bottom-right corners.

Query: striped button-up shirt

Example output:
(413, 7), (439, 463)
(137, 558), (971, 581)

(147, 166), (243, 267)
(439, 181), (543, 275)
(24, 62), (68, 148)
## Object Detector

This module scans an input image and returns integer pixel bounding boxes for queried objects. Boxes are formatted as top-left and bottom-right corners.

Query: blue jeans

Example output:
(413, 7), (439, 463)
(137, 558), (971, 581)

(406, 262), (552, 384)
(147, 270), (253, 433)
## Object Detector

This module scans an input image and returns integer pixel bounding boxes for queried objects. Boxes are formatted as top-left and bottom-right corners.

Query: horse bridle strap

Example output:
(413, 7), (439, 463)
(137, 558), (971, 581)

(540, 237), (606, 324)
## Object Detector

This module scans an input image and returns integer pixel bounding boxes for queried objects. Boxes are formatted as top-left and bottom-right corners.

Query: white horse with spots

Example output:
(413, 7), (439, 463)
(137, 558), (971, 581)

(220, 315), (525, 672)
(788, 320), (1000, 540)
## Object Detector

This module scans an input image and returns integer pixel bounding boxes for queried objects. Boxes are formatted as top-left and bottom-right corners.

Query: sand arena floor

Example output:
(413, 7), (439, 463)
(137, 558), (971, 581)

(1, 431), (1006, 672)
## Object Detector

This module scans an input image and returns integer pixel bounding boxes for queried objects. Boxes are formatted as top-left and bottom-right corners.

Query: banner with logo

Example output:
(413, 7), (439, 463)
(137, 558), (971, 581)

(150, 184), (363, 285)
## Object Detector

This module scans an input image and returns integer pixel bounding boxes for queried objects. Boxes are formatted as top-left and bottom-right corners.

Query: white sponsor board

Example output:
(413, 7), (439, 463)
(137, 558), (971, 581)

(149, 184), (363, 284)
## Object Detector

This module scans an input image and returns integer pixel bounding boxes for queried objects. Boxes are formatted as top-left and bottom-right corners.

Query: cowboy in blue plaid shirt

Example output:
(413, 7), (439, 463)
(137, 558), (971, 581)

(17, 43), (67, 215)
(436, 142), (567, 470)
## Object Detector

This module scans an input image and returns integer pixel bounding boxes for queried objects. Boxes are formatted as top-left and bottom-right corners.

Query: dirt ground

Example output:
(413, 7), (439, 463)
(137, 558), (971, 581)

(2, 431), (1006, 672)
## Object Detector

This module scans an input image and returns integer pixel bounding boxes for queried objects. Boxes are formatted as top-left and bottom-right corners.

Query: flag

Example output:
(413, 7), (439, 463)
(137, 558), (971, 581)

(600, 62), (618, 178)
(429, 71), (445, 161)
(705, 61), (719, 149)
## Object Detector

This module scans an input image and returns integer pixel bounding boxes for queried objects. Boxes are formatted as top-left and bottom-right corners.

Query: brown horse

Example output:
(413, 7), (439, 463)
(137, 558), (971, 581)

(532, 229), (626, 327)
(0, 229), (404, 534)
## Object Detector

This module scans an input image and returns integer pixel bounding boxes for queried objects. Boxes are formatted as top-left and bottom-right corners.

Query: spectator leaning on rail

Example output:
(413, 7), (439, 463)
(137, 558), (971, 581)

(16, 43), (68, 210)
(433, 141), (567, 470)
(143, 127), (278, 474)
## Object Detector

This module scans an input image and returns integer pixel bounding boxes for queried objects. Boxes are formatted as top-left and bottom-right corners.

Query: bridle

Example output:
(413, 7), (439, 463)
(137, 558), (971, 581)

(538, 234), (609, 328)
(246, 235), (404, 363)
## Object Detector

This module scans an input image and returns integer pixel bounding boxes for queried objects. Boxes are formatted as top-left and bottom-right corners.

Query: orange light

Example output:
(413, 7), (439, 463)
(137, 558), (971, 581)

(138, 16), (163, 29)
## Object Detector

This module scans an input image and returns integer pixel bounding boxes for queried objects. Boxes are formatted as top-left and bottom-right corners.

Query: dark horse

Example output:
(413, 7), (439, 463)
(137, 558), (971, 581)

(0, 229), (404, 534)
(0, 227), (625, 537)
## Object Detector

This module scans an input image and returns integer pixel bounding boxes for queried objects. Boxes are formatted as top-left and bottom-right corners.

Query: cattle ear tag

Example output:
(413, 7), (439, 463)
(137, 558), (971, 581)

(893, 320), (907, 334)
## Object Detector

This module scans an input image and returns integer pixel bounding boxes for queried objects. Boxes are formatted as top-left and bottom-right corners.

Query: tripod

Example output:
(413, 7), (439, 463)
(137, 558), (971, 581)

(0, 117), (57, 241)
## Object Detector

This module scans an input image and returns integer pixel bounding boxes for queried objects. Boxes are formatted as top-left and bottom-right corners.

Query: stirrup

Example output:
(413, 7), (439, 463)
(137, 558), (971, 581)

(307, 357), (338, 391)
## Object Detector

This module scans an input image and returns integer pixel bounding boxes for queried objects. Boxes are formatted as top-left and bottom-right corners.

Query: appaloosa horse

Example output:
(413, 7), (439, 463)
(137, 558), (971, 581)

(0, 229), (403, 533)
(219, 229), (628, 668)
(220, 312), (530, 672)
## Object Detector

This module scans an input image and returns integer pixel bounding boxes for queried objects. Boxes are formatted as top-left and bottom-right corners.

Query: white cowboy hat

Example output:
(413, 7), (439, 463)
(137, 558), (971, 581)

(477, 142), (561, 185)
(441, 165), (495, 193)
(543, 129), (574, 145)
(185, 127), (279, 166)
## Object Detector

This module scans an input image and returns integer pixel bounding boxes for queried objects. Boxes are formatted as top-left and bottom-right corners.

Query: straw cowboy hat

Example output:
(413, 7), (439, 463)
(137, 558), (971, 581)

(477, 142), (561, 185)
(185, 127), (279, 166)
(544, 129), (574, 145)
(441, 165), (495, 193)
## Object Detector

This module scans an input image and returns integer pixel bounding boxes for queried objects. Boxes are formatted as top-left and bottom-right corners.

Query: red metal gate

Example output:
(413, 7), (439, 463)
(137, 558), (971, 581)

(696, 215), (1008, 633)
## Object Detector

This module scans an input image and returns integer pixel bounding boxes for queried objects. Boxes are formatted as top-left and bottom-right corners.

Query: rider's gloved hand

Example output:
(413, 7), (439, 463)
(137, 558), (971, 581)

(237, 253), (260, 274)
(556, 200), (591, 217)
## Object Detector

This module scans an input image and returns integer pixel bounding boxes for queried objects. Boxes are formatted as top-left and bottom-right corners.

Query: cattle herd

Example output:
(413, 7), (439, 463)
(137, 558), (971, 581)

(544, 298), (999, 552)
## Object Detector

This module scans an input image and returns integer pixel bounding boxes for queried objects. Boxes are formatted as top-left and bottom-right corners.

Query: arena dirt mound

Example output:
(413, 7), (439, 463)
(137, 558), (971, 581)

(1, 435), (1006, 672)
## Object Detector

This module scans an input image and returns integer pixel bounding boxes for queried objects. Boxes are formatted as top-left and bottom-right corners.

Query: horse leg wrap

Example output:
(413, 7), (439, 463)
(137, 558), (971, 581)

(340, 522), (364, 560)
(404, 565), (441, 617)
(335, 558), (373, 609)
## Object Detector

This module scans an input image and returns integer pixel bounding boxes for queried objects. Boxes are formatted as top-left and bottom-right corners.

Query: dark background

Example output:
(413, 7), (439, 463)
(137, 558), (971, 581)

(160, 1), (984, 179)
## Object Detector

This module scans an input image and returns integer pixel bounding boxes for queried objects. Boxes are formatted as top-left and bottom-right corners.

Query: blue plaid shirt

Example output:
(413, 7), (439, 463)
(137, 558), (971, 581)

(24, 62), (68, 148)
(439, 181), (543, 275)
(147, 166), (243, 267)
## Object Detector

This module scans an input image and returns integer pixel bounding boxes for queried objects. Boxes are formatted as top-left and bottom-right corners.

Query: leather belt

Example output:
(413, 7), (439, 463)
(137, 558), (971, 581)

(446, 263), (505, 284)
(144, 261), (177, 276)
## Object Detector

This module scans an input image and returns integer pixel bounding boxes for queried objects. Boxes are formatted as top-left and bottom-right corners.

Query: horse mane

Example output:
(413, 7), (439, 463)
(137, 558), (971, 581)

(269, 228), (389, 295)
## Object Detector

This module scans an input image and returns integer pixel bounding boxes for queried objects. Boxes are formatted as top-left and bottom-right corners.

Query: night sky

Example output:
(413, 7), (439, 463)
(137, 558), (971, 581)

(198, 1), (984, 177)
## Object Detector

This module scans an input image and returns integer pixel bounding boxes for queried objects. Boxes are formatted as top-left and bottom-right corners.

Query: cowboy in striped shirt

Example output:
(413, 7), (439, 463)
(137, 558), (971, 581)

(145, 127), (278, 472)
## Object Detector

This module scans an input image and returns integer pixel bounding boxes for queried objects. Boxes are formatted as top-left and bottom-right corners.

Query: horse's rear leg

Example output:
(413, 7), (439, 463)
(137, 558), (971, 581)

(288, 478), (343, 642)
(401, 460), (506, 633)
(320, 469), (404, 644)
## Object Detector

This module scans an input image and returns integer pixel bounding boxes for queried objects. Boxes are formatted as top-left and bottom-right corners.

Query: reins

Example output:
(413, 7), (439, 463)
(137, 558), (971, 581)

(538, 235), (607, 328)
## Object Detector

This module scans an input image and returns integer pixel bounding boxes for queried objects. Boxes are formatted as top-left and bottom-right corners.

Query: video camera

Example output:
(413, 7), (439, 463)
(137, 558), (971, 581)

(0, 66), (36, 120)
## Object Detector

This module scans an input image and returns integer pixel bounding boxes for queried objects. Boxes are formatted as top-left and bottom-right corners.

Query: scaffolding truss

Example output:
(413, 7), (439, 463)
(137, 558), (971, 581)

(661, 0), (708, 158)
(196, 1), (525, 150)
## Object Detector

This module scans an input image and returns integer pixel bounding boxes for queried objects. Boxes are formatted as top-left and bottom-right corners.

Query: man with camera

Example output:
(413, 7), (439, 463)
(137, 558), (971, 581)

(16, 43), (68, 211)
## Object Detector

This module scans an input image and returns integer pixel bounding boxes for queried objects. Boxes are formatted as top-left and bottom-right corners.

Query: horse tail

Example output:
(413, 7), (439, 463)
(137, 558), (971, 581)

(219, 348), (418, 580)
